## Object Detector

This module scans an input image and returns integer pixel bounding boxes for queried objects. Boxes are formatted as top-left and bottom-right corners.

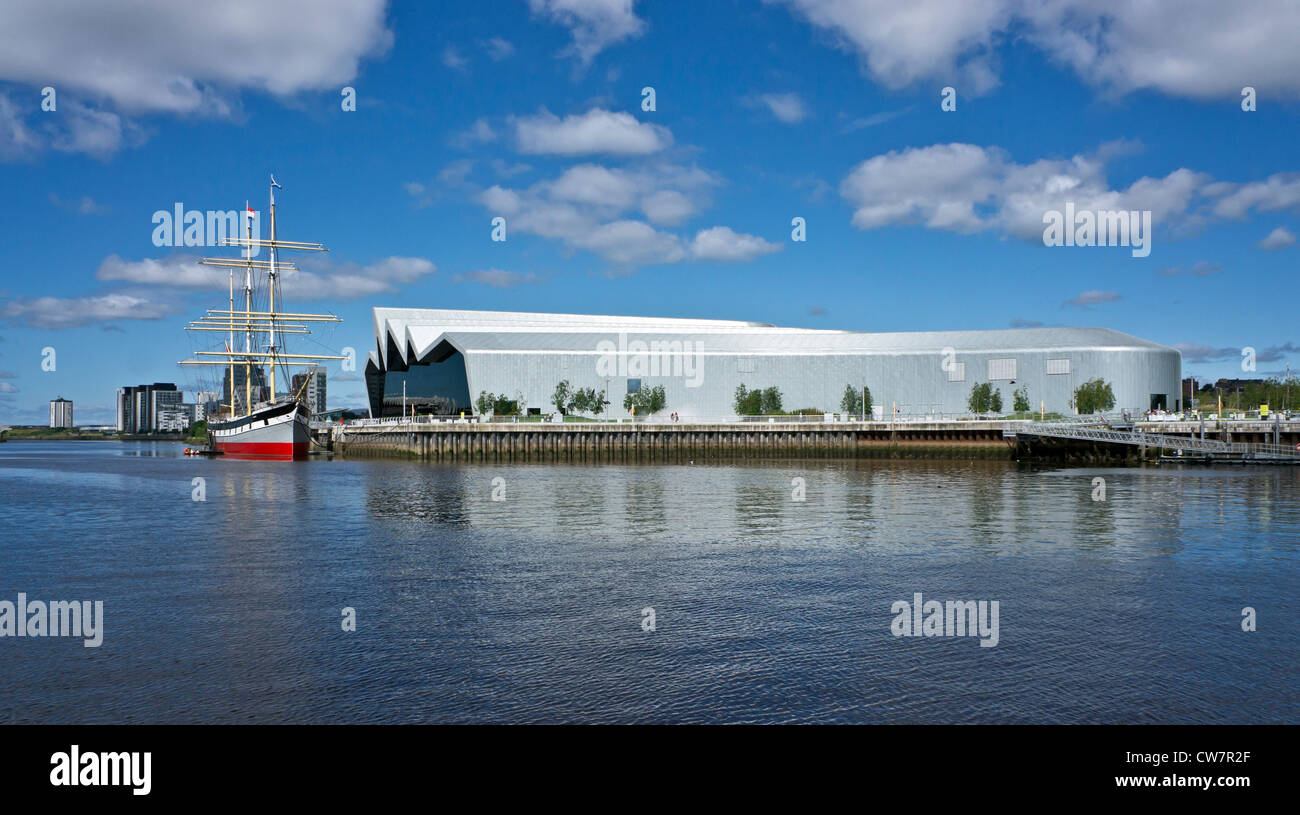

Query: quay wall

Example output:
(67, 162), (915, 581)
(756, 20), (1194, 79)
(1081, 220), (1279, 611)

(329, 421), (1012, 462)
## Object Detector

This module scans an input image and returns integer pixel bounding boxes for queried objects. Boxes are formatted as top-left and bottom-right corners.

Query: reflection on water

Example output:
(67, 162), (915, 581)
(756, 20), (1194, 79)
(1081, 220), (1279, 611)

(0, 441), (1296, 724)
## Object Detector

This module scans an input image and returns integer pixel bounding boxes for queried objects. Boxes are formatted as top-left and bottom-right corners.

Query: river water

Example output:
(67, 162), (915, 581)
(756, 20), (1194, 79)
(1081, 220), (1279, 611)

(0, 441), (1295, 723)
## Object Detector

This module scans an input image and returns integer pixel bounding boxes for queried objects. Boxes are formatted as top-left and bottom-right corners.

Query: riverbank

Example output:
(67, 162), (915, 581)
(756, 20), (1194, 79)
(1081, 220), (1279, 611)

(1, 431), (189, 442)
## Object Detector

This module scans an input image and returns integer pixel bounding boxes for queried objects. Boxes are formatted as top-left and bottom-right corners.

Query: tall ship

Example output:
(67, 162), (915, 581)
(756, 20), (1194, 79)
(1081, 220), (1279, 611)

(180, 176), (343, 459)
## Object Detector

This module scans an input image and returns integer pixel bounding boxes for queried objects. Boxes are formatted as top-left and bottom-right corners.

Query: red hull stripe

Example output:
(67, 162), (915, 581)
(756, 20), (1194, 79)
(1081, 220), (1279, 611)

(216, 441), (308, 459)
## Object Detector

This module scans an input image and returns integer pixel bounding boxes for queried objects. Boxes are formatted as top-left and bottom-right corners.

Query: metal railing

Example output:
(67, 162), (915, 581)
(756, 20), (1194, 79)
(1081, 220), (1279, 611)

(338, 412), (1042, 428)
(1009, 421), (1300, 459)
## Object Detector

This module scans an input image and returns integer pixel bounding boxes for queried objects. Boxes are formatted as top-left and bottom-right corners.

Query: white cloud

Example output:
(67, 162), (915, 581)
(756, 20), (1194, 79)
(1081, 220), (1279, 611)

(690, 227), (783, 262)
(0, 293), (176, 328)
(403, 162), (475, 207)
(514, 108), (671, 155)
(403, 182), (430, 208)
(0, 93), (39, 159)
(0, 0), (393, 113)
(841, 108), (910, 133)
(754, 92), (808, 123)
(452, 269), (541, 288)
(438, 159), (475, 187)
(453, 117), (497, 147)
(252, 255), (437, 300)
(95, 254), (436, 301)
(1259, 227), (1297, 250)
(548, 164), (639, 209)
(839, 142), (1212, 240)
(1064, 290), (1121, 307)
(1158, 261), (1221, 277)
(49, 193), (108, 214)
(640, 189), (695, 226)
(477, 161), (716, 267)
(841, 143), (1000, 233)
(1174, 343), (1239, 363)
(1212, 174), (1300, 219)
(481, 37), (516, 61)
(527, 0), (645, 65)
(489, 159), (531, 178)
(49, 101), (138, 156)
(578, 220), (684, 266)
(770, 0), (1009, 94)
(770, 0), (1300, 99)
(442, 45), (468, 72)
(1, 92), (143, 160)
(481, 185), (524, 215)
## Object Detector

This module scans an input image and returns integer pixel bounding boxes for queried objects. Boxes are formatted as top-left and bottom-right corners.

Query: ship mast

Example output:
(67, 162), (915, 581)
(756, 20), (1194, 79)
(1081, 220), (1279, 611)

(228, 223), (235, 417)
(267, 176), (281, 400)
(180, 175), (345, 410)
(243, 199), (253, 416)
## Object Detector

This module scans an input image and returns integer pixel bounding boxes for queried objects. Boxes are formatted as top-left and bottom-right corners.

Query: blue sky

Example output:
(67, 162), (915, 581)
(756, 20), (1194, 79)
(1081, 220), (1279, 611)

(1, 0), (1298, 423)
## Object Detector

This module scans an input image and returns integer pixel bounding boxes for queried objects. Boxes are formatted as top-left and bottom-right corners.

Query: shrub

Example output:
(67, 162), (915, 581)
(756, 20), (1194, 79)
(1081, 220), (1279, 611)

(1013, 385), (1030, 413)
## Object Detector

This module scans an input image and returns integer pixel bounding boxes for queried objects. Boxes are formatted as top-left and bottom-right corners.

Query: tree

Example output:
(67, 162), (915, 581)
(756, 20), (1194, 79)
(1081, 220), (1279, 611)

(565, 387), (604, 417)
(492, 394), (518, 415)
(570, 387), (590, 415)
(475, 391), (495, 415)
(587, 388), (606, 417)
(624, 384), (666, 415)
(1013, 385), (1030, 414)
(967, 382), (993, 414)
(647, 385), (666, 414)
(734, 384), (763, 416)
(862, 386), (872, 419)
(1074, 378), (1116, 414)
(552, 380), (571, 415)
(760, 386), (783, 415)
(735, 384), (784, 415)
(840, 384), (861, 415)
(990, 387), (1003, 414)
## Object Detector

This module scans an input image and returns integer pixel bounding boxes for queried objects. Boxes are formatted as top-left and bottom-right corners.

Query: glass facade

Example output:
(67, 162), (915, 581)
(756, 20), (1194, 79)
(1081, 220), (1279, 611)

(372, 349), (471, 416)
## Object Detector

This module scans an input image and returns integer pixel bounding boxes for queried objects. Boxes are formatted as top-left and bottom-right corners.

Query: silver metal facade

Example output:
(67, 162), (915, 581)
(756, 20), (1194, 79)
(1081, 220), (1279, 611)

(366, 308), (1182, 418)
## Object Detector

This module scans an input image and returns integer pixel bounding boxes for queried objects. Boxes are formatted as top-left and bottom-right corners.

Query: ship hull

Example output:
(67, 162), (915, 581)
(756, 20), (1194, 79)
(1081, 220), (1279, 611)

(209, 400), (311, 460)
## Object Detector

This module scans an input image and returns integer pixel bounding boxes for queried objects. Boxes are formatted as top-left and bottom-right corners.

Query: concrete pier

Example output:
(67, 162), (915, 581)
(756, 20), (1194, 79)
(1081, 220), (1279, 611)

(326, 420), (1012, 461)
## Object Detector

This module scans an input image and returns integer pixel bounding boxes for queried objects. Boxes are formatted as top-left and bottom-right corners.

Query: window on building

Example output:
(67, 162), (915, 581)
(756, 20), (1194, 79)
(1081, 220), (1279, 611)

(988, 358), (1017, 380)
(737, 357), (756, 373)
(1046, 358), (1071, 375)
(948, 362), (965, 382)
(627, 379), (641, 393)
